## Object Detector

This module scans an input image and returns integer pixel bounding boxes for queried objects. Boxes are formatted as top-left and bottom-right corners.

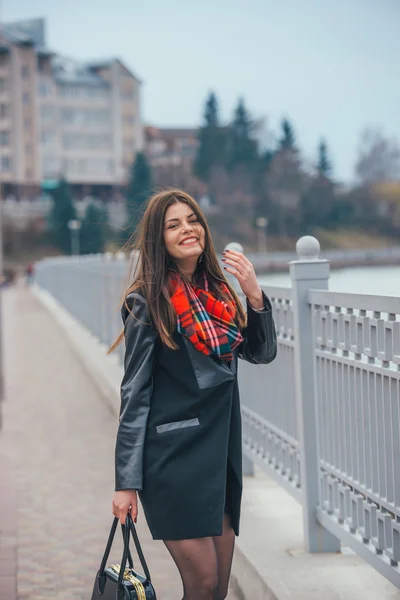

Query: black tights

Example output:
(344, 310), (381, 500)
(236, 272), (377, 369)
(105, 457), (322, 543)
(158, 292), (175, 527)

(163, 513), (235, 600)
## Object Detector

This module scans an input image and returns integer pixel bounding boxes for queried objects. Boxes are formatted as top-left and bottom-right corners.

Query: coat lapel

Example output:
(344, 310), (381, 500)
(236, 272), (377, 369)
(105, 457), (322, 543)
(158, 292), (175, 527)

(182, 337), (235, 390)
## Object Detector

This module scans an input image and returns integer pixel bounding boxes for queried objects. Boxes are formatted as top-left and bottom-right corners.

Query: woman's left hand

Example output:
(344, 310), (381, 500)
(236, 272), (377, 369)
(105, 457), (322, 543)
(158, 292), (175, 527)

(222, 249), (263, 308)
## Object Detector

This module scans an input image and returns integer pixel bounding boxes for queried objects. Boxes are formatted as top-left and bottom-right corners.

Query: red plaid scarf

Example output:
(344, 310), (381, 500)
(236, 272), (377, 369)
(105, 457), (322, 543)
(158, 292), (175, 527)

(169, 270), (244, 361)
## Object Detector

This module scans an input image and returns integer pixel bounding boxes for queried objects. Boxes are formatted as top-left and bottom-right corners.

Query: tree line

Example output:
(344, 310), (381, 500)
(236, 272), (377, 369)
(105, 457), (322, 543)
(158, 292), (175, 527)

(46, 91), (400, 256)
(192, 92), (400, 240)
(127, 91), (400, 250)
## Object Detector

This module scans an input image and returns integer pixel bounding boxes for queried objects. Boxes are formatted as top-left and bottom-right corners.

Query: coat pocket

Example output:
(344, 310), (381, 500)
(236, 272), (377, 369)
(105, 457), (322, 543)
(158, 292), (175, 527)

(156, 418), (200, 434)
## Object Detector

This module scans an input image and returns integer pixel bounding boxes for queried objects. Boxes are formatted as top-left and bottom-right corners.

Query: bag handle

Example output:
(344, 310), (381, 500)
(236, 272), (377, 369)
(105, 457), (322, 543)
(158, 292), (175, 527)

(126, 513), (152, 582)
(121, 523), (134, 571)
(96, 517), (134, 594)
(98, 516), (118, 577)
(117, 518), (132, 598)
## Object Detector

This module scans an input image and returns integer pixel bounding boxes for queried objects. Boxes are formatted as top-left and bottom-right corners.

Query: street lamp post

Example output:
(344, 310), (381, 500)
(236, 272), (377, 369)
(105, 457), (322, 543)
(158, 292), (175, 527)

(0, 176), (4, 403)
(68, 219), (81, 256)
(0, 0), (5, 407)
(255, 216), (269, 254)
(0, 0), (5, 403)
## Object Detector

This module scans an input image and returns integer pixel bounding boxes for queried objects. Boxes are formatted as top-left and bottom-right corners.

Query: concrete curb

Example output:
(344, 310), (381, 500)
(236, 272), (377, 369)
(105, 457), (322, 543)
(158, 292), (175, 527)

(230, 551), (279, 600)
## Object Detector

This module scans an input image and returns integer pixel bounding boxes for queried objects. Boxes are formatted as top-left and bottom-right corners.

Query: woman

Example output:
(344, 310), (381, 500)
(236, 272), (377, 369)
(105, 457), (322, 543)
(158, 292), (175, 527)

(110, 189), (277, 600)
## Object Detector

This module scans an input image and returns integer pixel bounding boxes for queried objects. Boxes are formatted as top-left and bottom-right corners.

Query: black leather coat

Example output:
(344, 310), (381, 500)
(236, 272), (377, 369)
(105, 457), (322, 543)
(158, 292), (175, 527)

(115, 290), (277, 540)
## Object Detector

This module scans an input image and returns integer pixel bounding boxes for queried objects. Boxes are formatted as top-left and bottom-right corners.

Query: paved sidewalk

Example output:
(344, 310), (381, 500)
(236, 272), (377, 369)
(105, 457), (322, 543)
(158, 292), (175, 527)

(0, 286), (239, 600)
(0, 451), (17, 599)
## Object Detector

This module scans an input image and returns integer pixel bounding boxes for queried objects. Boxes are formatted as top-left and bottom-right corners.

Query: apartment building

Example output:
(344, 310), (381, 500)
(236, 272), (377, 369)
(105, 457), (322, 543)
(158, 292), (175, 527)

(0, 18), (142, 198)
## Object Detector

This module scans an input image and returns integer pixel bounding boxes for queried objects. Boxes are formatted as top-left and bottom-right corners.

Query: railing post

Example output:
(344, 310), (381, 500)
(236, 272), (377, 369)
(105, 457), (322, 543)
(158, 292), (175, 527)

(290, 236), (340, 552)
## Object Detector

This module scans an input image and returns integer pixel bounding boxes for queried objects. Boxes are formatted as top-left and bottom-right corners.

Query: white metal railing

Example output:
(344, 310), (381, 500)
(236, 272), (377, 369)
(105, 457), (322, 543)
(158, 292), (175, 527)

(310, 288), (400, 585)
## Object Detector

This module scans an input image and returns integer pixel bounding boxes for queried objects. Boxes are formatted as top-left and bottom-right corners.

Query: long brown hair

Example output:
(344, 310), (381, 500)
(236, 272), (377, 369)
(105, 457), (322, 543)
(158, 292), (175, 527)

(108, 188), (247, 353)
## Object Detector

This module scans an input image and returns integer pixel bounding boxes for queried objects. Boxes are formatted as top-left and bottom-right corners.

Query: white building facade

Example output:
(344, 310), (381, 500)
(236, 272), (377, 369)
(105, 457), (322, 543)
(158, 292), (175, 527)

(1, 18), (143, 196)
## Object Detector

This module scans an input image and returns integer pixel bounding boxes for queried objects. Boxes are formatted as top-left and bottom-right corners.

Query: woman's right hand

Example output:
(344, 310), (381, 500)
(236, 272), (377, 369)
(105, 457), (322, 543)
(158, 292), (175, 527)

(112, 490), (138, 525)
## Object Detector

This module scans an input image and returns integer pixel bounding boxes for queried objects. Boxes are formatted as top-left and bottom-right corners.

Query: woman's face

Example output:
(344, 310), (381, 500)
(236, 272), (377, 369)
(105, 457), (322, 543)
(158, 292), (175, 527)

(163, 202), (205, 263)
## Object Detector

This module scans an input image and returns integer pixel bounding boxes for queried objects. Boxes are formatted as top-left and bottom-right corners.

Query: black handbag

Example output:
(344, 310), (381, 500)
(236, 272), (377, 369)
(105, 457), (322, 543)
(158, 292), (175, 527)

(91, 513), (156, 600)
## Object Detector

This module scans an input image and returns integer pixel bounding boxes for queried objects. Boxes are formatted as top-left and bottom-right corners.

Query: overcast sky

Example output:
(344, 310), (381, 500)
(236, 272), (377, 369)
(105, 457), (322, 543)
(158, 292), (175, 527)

(4, 0), (400, 182)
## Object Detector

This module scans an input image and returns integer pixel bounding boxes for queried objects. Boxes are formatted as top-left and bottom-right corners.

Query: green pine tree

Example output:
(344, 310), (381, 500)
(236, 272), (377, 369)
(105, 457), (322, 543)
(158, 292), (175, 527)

(194, 92), (226, 182)
(317, 139), (332, 177)
(227, 98), (258, 170)
(48, 178), (77, 254)
(301, 140), (335, 232)
(80, 204), (106, 254)
(254, 149), (275, 218)
(279, 118), (296, 150)
(124, 152), (153, 237)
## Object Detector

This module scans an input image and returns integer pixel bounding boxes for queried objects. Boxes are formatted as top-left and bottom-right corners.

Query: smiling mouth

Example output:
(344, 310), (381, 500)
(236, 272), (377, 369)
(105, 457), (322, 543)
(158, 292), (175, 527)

(180, 238), (198, 245)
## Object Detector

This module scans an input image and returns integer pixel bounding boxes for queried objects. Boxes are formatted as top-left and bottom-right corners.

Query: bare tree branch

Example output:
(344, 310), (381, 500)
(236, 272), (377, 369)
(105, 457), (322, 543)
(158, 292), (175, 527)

(355, 128), (400, 184)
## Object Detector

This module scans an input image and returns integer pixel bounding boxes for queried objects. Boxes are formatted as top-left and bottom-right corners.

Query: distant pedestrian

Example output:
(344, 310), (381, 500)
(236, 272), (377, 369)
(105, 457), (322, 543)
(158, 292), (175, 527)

(26, 262), (34, 285)
(2, 267), (17, 287)
(109, 189), (277, 600)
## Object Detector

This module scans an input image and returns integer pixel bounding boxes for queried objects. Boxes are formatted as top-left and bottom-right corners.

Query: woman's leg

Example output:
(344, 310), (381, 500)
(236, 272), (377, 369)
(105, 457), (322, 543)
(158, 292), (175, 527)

(163, 537), (219, 600)
(212, 513), (235, 600)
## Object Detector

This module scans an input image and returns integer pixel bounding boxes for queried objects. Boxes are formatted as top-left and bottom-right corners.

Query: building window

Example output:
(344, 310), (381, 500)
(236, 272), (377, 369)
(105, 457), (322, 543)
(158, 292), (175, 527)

(84, 158), (113, 174)
(61, 108), (111, 126)
(122, 89), (134, 100)
(41, 131), (54, 145)
(62, 132), (111, 150)
(91, 109), (110, 125)
(124, 138), (134, 154)
(0, 78), (7, 92)
(42, 155), (57, 176)
(58, 84), (109, 99)
(24, 117), (32, 132)
(39, 81), (52, 96)
(63, 157), (114, 174)
(0, 130), (9, 146)
(94, 134), (110, 149)
(63, 133), (75, 148)
(0, 104), (8, 119)
(86, 86), (108, 98)
(61, 108), (75, 123)
(21, 65), (30, 78)
(22, 92), (30, 105)
(60, 85), (80, 98)
(40, 105), (55, 119)
(1, 156), (11, 171)
(123, 114), (135, 126)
